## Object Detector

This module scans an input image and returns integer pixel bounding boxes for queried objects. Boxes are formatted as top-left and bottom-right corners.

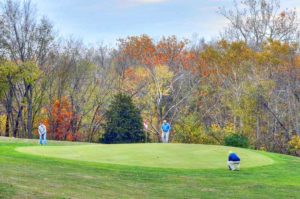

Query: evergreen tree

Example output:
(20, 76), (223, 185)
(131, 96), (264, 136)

(102, 93), (145, 143)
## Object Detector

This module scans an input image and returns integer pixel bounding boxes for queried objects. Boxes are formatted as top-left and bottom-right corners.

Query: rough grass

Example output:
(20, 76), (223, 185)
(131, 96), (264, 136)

(1, 137), (300, 198)
(17, 144), (274, 169)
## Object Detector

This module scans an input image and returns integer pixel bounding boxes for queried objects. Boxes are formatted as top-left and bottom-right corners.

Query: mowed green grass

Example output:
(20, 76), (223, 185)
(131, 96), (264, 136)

(1, 137), (300, 198)
(17, 144), (273, 169)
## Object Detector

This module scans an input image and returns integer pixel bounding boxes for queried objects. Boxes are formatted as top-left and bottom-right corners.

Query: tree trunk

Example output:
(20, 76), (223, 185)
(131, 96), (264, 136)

(88, 105), (101, 142)
(233, 115), (237, 133)
(13, 105), (24, 138)
(256, 115), (260, 147)
(5, 114), (10, 137)
(26, 84), (33, 138)
(5, 87), (14, 137)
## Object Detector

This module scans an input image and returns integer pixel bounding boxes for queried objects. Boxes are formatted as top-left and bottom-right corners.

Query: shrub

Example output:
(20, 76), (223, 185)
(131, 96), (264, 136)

(66, 133), (74, 141)
(288, 135), (300, 156)
(224, 134), (249, 148)
(173, 114), (206, 144)
(102, 93), (145, 144)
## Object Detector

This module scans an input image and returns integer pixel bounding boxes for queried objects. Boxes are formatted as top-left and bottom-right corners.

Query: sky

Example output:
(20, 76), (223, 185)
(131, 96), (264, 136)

(29, 0), (300, 45)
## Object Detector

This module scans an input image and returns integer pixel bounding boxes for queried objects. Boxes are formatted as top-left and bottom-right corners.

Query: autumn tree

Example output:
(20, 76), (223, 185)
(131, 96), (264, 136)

(45, 97), (76, 141)
(0, 60), (20, 137)
(0, 0), (54, 138)
(198, 39), (299, 151)
(220, 0), (299, 49)
(117, 35), (199, 141)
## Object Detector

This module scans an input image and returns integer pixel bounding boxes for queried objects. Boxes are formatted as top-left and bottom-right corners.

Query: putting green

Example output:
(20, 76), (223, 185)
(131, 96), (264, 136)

(16, 144), (274, 169)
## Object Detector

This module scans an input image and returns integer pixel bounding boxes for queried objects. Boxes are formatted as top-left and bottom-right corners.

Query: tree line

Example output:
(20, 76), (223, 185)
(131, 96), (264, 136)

(0, 0), (300, 155)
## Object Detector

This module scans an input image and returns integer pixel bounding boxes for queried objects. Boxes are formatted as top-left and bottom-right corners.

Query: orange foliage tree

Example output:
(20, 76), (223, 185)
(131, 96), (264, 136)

(117, 35), (196, 71)
(45, 97), (78, 141)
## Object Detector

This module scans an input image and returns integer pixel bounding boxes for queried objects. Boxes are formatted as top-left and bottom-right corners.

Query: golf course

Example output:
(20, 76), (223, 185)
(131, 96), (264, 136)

(1, 137), (300, 198)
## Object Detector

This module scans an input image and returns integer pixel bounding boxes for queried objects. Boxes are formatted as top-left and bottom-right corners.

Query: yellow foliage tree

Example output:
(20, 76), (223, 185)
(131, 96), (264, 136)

(0, 115), (6, 136)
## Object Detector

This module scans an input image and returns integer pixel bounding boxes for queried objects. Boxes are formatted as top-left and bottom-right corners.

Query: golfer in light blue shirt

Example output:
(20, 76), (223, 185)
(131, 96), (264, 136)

(161, 120), (171, 143)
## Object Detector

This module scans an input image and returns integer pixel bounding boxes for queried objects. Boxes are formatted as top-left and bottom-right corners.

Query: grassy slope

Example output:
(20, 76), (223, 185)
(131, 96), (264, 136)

(17, 144), (274, 169)
(1, 137), (300, 199)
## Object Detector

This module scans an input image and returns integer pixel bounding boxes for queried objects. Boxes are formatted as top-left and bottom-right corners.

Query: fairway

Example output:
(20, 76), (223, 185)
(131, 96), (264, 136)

(17, 144), (273, 169)
(2, 137), (300, 198)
